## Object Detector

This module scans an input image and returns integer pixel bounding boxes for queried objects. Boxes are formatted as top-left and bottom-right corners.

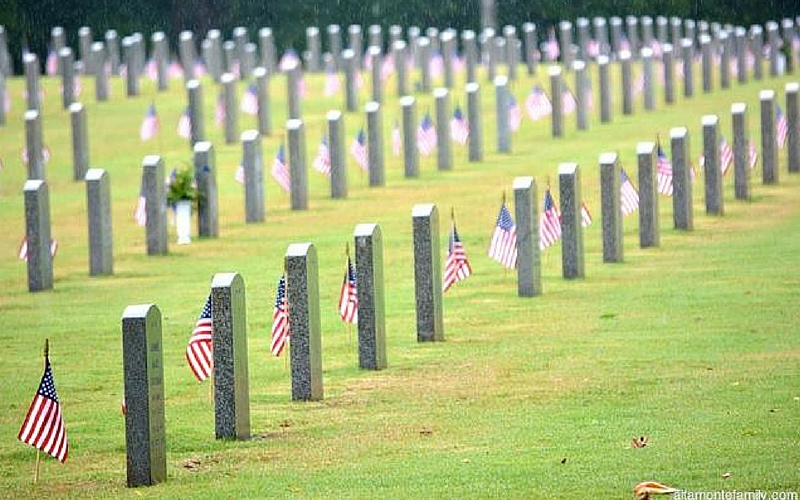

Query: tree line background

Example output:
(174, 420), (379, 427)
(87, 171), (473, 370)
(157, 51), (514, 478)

(1, 0), (798, 72)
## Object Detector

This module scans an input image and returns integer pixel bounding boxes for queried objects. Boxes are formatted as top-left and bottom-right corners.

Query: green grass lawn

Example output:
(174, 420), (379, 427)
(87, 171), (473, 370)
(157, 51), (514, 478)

(0, 57), (799, 499)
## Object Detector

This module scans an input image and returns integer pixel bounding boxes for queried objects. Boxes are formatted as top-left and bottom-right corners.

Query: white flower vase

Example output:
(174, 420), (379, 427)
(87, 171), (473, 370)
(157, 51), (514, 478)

(175, 200), (192, 245)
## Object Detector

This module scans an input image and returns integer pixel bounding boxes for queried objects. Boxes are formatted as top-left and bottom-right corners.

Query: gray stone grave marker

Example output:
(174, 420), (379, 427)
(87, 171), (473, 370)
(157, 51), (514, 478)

(342, 49), (358, 112)
(574, 61), (588, 130)
(69, 103), (89, 181)
(513, 176), (542, 296)
(328, 25), (342, 70)
(620, 51), (633, 115)
(466, 82), (483, 161)
(222, 73), (238, 144)
(462, 30), (478, 83)
(598, 55), (612, 123)
(720, 31), (731, 89)
(142, 156), (167, 255)
(287, 119), (308, 210)
(522, 23), (537, 75)
(419, 37), (432, 92)
(92, 42), (108, 102)
(23, 53), (41, 111)
(24, 180), (53, 292)
(787, 82), (799, 173)
(121, 39), (138, 97)
(751, 26), (763, 80)
(51, 27), (66, 73)
(663, 43), (675, 104)
(400, 95), (419, 177)
(152, 32), (169, 91)
(559, 163), (585, 279)
(186, 79), (205, 146)
(560, 21), (574, 69)
(642, 47), (655, 110)
(121, 304), (166, 488)
(85, 168), (113, 275)
(393, 41), (408, 96)
(637, 142), (660, 247)
(193, 141), (218, 238)
(735, 27), (748, 84)
(434, 88), (453, 169)
(700, 34), (713, 93)
(253, 67), (271, 136)
(412, 204), (444, 340)
(731, 103), (751, 200)
(349, 25), (364, 69)
(760, 89), (778, 184)
(105, 30), (120, 75)
(681, 38), (694, 97)
(241, 130), (265, 222)
(286, 61), (302, 120)
(259, 28), (277, 73)
(306, 27), (321, 72)
(354, 224), (387, 368)
(671, 127), (694, 230)
(179, 31), (196, 80)
(495, 75), (511, 152)
(549, 66), (563, 137)
(599, 152), (623, 263)
(366, 101), (384, 186)
(368, 46), (382, 104)
(25, 110), (45, 180)
(701, 115), (724, 215)
(327, 110), (347, 198)
(286, 243), (324, 401)
(78, 26), (93, 74)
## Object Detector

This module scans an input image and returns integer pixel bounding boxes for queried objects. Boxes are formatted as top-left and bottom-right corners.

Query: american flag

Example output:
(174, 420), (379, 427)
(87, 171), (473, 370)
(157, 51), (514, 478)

(17, 237), (58, 261)
(443, 221), (472, 292)
(586, 39), (600, 58)
(134, 177), (147, 226)
(749, 139), (759, 169)
(3, 92), (10, 113)
(429, 52), (444, 79)
(169, 60), (185, 79)
(720, 138), (734, 176)
(298, 75), (308, 98)
(177, 107), (192, 139)
(186, 295), (213, 382)
(581, 202), (593, 227)
(313, 136), (331, 176)
(278, 49), (301, 72)
(270, 275), (290, 357)
(562, 87), (577, 115)
(380, 53), (395, 82)
(488, 202), (517, 269)
(324, 70), (341, 97)
(18, 355), (68, 463)
(234, 163), (245, 185)
(350, 129), (369, 171)
(508, 96), (522, 133)
(633, 73), (645, 96)
(450, 106), (469, 146)
(525, 86), (553, 121)
(21, 146), (52, 166)
(271, 144), (291, 192)
(539, 189), (562, 249)
(620, 169), (640, 216)
(140, 104), (159, 141)
(656, 142), (673, 196)
(543, 32), (560, 61)
(417, 114), (437, 156)
(45, 49), (57, 76)
(776, 105), (789, 148)
(391, 123), (402, 156)
(240, 84), (259, 115)
(145, 59), (158, 81)
(214, 93), (225, 127)
(338, 256), (358, 324)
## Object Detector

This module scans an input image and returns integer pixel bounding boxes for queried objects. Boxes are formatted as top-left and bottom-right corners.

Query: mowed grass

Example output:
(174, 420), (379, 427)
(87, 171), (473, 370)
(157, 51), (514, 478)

(0, 57), (799, 499)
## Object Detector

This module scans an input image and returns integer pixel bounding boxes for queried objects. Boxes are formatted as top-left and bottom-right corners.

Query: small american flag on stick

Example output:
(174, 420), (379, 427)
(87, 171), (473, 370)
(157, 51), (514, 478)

(488, 197), (517, 269)
(539, 189), (562, 249)
(270, 275), (290, 357)
(186, 295), (213, 382)
(443, 210), (472, 292)
(338, 246), (358, 324)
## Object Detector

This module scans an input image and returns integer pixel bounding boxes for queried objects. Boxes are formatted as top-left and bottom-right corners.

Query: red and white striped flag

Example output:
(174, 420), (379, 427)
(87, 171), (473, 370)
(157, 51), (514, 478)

(18, 354), (68, 463)
(240, 84), (259, 115)
(720, 138), (733, 176)
(749, 139), (759, 169)
(417, 114), (437, 156)
(214, 94), (225, 127)
(543, 32), (560, 61)
(271, 144), (291, 192)
(620, 169), (640, 216)
(488, 202), (517, 269)
(324, 70), (341, 97)
(525, 86), (552, 121)
(656, 142), (674, 196)
(177, 107), (192, 139)
(169, 60), (185, 79)
(581, 202), (593, 227)
(312, 136), (331, 176)
(391, 123), (402, 156)
(443, 221), (472, 292)
(508, 96), (522, 133)
(279, 49), (301, 72)
(350, 129), (369, 171)
(45, 50), (58, 76)
(140, 104), (159, 141)
(134, 177), (147, 226)
(562, 88), (577, 115)
(338, 255), (358, 324)
(21, 146), (52, 166)
(776, 105), (789, 148)
(449, 106), (469, 146)
(186, 295), (213, 382)
(270, 275), (290, 357)
(380, 53), (395, 82)
(234, 164), (245, 185)
(17, 237), (58, 261)
(539, 189), (562, 249)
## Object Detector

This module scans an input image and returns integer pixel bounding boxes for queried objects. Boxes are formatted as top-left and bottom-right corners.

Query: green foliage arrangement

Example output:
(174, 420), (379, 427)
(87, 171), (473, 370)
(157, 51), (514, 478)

(166, 167), (198, 206)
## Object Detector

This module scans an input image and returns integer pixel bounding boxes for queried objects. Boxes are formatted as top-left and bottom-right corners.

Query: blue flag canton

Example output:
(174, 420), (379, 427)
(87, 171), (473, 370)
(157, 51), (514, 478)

(496, 204), (515, 230)
(543, 190), (556, 211)
(449, 226), (462, 252)
(277, 144), (286, 162)
(38, 361), (59, 402)
(199, 295), (212, 321)
(347, 258), (357, 285)
(453, 106), (464, 121)
(357, 129), (365, 145)
(421, 114), (433, 130)
(274, 275), (286, 308)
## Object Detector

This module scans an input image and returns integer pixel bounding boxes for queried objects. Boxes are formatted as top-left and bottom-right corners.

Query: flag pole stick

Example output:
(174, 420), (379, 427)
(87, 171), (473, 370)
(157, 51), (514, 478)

(33, 338), (49, 485)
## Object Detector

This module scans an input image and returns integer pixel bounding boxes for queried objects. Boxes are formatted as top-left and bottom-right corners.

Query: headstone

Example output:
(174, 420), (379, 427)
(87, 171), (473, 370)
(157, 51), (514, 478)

(366, 101), (384, 186)
(342, 49), (358, 112)
(734, 27), (748, 84)
(368, 25), (383, 51)
(576, 18), (590, 61)
(287, 119), (308, 210)
(513, 176), (542, 295)
(787, 82), (800, 173)
(348, 25), (363, 69)
(594, 17), (609, 55)
(409, 26), (421, 66)
(105, 30), (120, 75)
(522, 23), (537, 75)
(69, 103), (89, 181)
(719, 31), (731, 89)
(393, 41), (408, 96)
(494, 75), (511, 153)
(253, 67), (271, 136)
(701, 115), (724, 215)
(327, 110), (347, 198)
(641, 47), (654, 111)
(78, 26), (93, 74)
(206, 30), (223, 82)
(637, 142), (660, 247)
(193, 141), (218, 238)
(610, 16), (623, 54)
(368, 46), (382, 103)
(462, 30), (478, 83)
(700, 35), (713, 93)
(641, 16), (654, 47)
(259, 28), (277, 73)
(58, 48), (76, 108)
(178, 31), (196, 80)
(731, 103), (751, 200)
(286, 243), (324, 401)
(598, 55), (612, 123)
(599, 152), (623, 263)
(751, 25), (763, 80)
(441, 30), (456, 88)
(671, 127), (694, 230)
(122, 38), (139, 97)
(620, 51), (633, 115)
(389, 25), (403, 47)
(241, 43), (256, 81)
(670, 17), (683, 47)
(221, 73), (238, 144)
(685, 19), (696, 45)
(354, 224), (387, 368)
(487, 36), (502, 80)
(25, 110), (45, 180)
(502, 26), (517, 81)
(782, 19), (795, 74)
(418, 37), (432, 92)
(85, 168), (113, 276)
(433, 88), (453, 169)
(232, 26), (249, 69)
(286, 61), (302, 120)
(0, 25), (8, 76)
(480, 0), (497, 31)
(51, 27), (66, 74)
(412, 204), (444, 340)
(559, 163), (585, 279)
(241, 130), (265, 222)
(223, 41), (237, 76)
(142, 156), (167, 255)
(766, 22), (780, 77)
(427, 27), (441, 56)
(186, 79), (205, 146)
(549, 66), (563, 137)
(574, 61), (588, 130)
(626, 16), (640, 55)
(121, 304), (166, 487)
(210, 273), (250, 440)
(466, 82), (483, 161)
(560, 21), (574, 69)
(681, 38), (694, 97)
(663, 44), (675, 104)
(400, 96), (419, 177)
(328, 25), (343, 70)
(656, 16), (669, 44)
(23, 180), (53, 292)
(152, 32), (169, 91)
(23, 53), (41, 111)
(0, 73), (6, 125)
(760, 90), (778, 184)
(92, 42), (108, 101)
